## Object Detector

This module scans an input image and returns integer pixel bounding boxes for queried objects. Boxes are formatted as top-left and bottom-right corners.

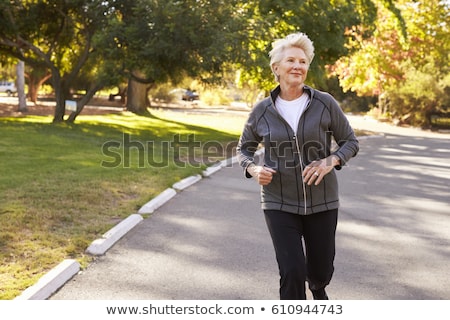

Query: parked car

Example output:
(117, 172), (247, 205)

(182, 89), (199, 101)
(168, 88), (200, 102)
(0, 80), (17, 96)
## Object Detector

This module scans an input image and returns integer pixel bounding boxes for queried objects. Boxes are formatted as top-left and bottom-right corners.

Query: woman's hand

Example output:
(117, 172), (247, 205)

(247, 165), (277, 186)
(303, 155), (340, 186)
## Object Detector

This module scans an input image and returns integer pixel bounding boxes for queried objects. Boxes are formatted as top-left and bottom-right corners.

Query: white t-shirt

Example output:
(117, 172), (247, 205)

(275, 93), (310, 134)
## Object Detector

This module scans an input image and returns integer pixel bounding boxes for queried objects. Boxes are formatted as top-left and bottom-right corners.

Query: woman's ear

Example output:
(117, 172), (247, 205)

(273, 64), (279, 74)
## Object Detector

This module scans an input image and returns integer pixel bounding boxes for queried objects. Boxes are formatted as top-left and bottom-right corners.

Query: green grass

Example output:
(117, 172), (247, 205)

(0, 110), (246, 299)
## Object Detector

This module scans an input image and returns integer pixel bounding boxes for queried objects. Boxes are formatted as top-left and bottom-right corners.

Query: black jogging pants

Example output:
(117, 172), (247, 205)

(264, 209), (338, 300)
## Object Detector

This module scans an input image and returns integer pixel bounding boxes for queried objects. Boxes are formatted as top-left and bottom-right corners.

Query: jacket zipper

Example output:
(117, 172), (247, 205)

(293, 135), (308, 215)
(271, 89), (312, 215)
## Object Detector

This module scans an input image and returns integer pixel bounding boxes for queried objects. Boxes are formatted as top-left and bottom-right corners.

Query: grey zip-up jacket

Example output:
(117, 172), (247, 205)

(237, 85), (359, 215)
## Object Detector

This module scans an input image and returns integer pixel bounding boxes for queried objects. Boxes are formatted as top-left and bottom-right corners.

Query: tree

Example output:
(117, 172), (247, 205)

(233, 0), (382, 96)
(97, 0), (249, 114)
(331, 0), (449, 127)
(0, 0), (111, 122)
(330, 5), (407, 113)
(391, 0), (450, 126)
(1, 0), (413, 121)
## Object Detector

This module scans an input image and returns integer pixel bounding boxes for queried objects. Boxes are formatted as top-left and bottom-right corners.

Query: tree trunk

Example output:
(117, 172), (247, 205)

(66, 83), (103, 123)
(126, 71), (153, 115)
(27, 81), (38, 104)
(27, 73), (52, 103)
(16, 61), (27, 112)
(52, 69), (69, 123)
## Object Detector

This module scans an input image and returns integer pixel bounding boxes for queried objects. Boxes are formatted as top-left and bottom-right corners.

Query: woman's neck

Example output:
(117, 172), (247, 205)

(279, 84), (304, 101)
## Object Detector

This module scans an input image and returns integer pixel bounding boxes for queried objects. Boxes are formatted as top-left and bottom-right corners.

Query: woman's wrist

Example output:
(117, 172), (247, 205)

(329, 155), (341, 167)
(246, 163), (258, 177)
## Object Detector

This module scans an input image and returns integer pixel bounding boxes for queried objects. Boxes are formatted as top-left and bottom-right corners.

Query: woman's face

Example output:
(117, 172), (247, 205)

(273, 47), (309, 87)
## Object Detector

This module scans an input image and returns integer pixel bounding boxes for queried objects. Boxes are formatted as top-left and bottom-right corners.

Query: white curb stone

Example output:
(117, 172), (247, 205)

(86, 214), (143, 255)
(202, 165), (222, 177)
(14, 259), (80, 300)
(172, 174), (202, 191)
(137, 188), (177, 214)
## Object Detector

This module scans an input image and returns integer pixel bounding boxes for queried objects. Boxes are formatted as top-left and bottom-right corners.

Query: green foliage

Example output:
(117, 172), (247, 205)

(2, 0), (447, 123)
(332, 0), (450, 127)
(0, 1), (107, 69)
(0, 0), (114, 121)
(0, 62), (15, 79)
(97, 0), (246, 86)
(386, 58), (449, 127)
(201, 88), (234, 106)
(150, 84), (179, 103)
(234, 0), (379, 92)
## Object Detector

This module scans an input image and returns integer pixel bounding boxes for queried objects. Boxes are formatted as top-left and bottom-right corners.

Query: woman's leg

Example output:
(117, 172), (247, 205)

(264, 210), (307, 300)
(302, 209), (338, 299)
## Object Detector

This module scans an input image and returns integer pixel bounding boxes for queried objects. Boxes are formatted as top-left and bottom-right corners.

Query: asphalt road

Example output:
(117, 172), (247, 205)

(51, 117), (450, 300)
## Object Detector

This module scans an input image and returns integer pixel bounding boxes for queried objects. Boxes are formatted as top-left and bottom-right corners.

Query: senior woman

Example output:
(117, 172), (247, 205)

(237, 32), (359, 300)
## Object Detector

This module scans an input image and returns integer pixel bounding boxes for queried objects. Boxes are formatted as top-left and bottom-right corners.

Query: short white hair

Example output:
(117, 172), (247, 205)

(269, 33), (315, 82)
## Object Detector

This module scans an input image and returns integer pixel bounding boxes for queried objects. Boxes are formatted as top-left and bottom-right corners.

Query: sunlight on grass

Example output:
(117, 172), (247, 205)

(150, 109), (247, 136)
(4, 115), (53, 124)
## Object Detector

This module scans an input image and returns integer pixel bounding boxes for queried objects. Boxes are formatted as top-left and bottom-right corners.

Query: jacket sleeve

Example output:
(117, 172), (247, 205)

(328, 96), (359, 169)
(237, 108), (263, 178)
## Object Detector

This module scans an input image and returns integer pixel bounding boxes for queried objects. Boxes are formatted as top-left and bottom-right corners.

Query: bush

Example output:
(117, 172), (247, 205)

(150, 84), (178, 103)
(201, 88), (233, 106)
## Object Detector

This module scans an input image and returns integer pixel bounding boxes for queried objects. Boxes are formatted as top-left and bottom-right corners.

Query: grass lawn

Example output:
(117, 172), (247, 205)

(0, 109), (246, 299)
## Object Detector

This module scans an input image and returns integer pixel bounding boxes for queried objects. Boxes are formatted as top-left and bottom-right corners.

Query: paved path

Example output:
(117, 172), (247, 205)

(52, 117), (450, 300)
